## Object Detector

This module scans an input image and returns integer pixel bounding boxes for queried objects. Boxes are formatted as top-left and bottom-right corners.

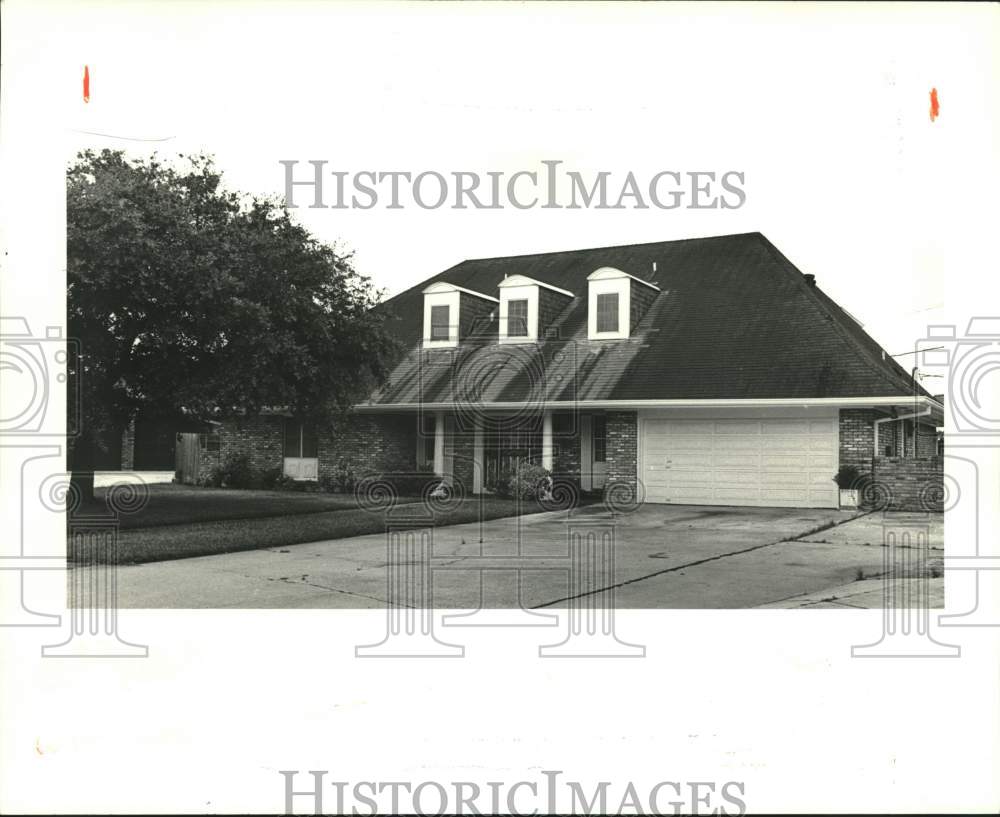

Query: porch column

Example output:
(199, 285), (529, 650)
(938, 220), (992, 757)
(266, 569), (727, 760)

(541, 411), (553, 471)
(473, 419), (484, 494)
(433, 411), (445, 476)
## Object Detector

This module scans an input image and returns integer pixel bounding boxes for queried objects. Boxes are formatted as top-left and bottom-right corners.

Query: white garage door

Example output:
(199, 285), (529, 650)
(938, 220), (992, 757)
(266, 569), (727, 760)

(641, 416), (839, 508)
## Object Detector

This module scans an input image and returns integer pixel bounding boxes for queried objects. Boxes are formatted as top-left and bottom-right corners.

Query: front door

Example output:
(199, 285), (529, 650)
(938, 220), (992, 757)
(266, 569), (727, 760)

(482, 423), (542, 492)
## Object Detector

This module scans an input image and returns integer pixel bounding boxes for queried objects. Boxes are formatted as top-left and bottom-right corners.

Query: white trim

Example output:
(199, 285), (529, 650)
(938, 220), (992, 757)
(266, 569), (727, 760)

(473, 419), (484, 494)
(498, 274), (575, 298)
(587, 266), (661, 292)
(588, 276), (630, 340)
(498, 283), (539, 343)
(541, 411), (553, 470)
(422, 281), (499, 303)
(357, 396), (945, 412)
(422, 289), (460, 348)
(433, 411), (445, 476)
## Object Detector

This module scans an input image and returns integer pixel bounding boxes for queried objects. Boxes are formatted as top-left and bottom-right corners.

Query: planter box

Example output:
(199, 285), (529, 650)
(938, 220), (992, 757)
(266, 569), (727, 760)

(839, 488), (859, 508)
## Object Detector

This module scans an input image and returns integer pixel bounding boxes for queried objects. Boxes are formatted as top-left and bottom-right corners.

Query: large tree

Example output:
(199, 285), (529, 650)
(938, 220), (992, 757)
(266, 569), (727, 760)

(67, 149), (398, 498)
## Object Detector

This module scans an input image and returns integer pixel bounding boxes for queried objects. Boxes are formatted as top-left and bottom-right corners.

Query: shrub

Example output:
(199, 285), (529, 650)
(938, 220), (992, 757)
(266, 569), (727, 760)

(214, 451), (258, 488)
(326, 457), (357, 493)
(833, 464), (862, 490)
(505, 462), (551, 501)
(198, 466), (223, 488)
(259, 465), (285, 490)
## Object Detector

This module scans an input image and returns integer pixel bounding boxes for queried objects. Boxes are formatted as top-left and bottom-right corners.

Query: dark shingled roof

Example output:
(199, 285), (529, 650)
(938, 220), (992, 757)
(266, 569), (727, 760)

(367, 232), (925, 405)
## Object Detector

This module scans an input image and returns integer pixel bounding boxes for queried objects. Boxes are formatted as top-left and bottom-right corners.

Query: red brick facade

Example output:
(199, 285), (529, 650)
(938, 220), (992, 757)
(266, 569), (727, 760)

(605, 411), (638, 494)
(208, 407), (940, 509)
(215, 413), (416, 480)
(873, 456), (944, 511)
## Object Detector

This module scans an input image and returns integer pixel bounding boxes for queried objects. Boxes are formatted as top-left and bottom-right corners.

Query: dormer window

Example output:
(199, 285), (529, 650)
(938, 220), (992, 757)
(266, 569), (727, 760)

(422, 281), (498, 348)
(507, 299), (529, 337)
(596, 293), (620, 333)
(497, 274), (574, 343)
(430, 305), (450, 341)
(587, 267), (660, 340)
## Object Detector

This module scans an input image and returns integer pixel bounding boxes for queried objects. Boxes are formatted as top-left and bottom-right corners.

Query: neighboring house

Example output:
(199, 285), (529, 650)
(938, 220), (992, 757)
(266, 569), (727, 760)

(206, 232), (943, 509)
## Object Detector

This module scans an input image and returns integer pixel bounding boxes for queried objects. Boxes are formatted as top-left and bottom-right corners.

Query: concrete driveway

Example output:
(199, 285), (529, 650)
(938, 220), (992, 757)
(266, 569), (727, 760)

(96, 504), (942, 609)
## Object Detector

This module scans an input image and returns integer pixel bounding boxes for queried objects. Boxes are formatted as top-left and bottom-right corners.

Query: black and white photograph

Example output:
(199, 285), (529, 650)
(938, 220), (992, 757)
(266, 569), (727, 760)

(2, 1), (998, 814)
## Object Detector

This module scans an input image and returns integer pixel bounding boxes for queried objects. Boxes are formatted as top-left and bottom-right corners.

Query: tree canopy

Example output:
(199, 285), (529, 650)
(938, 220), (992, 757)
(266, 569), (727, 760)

(67, 149), (398, 460)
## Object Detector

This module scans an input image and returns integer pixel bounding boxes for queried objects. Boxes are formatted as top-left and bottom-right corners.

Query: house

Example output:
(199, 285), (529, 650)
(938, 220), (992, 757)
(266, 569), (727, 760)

(206, 232), (943, 509)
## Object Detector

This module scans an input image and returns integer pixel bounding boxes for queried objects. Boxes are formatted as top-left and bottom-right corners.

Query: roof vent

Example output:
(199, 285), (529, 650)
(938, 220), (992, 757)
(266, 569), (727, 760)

(803, 273), (816, 286)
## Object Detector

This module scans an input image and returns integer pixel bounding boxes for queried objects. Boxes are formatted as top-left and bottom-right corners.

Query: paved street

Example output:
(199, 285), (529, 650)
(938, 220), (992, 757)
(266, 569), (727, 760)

(88, 505), (944, 609)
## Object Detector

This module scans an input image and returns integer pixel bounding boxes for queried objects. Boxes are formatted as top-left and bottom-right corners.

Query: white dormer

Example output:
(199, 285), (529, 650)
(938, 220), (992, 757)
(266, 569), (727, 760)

(586, 267), (660, 340)
(497, 274), (574, 343)
(422, 281), (498, 348)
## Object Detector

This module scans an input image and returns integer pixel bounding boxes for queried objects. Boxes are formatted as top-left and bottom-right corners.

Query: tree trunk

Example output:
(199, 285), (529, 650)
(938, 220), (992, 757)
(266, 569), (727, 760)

(69, 430), (96, 505)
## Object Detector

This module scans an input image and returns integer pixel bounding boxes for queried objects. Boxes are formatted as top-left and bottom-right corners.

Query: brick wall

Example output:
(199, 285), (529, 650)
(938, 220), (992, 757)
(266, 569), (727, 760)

(873, 456), (944, 511)
(449, 421), (476, 493)
(551, 410), (581, 480)
(916, 422), (938, 458)
(605, 411), (638, 492)
(219, 415), (284, 472)
(216, 413), (416, 481)
(317, 414), (416, 479)
(839, 409), (876, 473)
(840, 408), (910, 473)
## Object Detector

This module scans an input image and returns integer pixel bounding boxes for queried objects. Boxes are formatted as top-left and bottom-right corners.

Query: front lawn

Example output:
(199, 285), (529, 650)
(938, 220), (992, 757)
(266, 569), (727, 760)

(81, 483), (417, 530)
(69, 486), (577, 565)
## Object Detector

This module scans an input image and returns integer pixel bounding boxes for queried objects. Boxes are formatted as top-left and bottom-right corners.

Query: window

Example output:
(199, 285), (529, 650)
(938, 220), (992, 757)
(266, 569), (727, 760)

(592, 415), (607, 463)
(284, 421), (318, 458)
(430, 305), (451, 341)
(596, 293), (619, 333)
(507, 299), (529, 337)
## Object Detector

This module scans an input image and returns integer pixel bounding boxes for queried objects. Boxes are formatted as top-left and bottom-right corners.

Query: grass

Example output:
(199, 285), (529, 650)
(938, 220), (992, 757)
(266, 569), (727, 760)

(81, 483), (410, 529)
(70, 485), (574, 566)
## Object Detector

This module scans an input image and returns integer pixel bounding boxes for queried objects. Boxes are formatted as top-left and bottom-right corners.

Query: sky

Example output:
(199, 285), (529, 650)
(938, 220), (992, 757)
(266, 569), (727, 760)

(7, 0), (999, 366)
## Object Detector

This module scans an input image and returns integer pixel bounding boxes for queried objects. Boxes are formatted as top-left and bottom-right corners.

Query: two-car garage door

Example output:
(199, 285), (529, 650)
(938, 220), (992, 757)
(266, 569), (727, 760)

(640, 414), (839, 508)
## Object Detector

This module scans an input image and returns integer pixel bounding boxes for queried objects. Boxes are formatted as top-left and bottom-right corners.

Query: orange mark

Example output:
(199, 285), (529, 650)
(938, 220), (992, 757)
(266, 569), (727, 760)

(83, 65), (90, 103)
(929, 87), (939, 121)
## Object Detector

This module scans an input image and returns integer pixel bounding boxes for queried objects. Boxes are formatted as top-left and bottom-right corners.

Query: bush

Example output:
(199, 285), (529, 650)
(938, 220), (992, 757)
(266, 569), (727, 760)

(259, 465), (285, 490)
(217, 451), (258, 488)
(320, 457), (357, 493)
(504, 462), (551, 501)
(198, 466), (223, 488)
(833, 464), (863, 490)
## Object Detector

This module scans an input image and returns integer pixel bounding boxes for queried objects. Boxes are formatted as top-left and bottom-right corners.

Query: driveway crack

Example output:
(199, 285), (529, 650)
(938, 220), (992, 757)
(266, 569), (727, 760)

(532, 511), (877, 609)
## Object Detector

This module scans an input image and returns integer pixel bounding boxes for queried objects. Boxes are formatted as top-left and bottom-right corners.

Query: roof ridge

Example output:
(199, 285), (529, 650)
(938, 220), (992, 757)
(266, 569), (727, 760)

(754, 234), (927, 398)
(459, 231), (764, 267)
